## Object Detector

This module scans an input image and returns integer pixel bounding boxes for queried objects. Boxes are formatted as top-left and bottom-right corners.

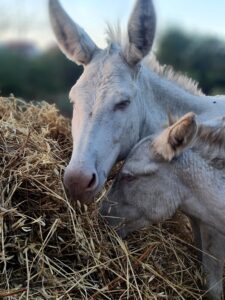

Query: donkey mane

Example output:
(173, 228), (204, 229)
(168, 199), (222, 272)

(106, 24), (204, 97)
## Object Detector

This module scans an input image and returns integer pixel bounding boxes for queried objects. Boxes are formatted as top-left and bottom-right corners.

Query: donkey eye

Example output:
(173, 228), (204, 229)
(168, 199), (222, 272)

(113, 100), (130, 111)
(121, 173), (136, 182)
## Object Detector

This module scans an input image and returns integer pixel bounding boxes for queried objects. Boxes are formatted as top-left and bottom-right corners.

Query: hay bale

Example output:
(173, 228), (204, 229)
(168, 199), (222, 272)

(0, 96), (203, 299)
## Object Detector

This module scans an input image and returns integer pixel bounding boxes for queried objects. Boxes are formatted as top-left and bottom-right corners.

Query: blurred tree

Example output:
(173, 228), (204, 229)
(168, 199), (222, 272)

(0, 50), (31, 96)
(157, 28), (192, 71)
(1, 29), (225, 117)
(0, 47), (82, 116)
(157, 29), (225, 95)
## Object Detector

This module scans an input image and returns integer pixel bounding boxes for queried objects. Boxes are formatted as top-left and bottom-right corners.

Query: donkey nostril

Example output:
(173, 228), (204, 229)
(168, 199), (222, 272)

(87, 173), (96, 189)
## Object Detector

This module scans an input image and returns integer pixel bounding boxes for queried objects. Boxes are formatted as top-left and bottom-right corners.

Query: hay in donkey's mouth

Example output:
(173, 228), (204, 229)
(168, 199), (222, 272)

(0, 96), (204, 299)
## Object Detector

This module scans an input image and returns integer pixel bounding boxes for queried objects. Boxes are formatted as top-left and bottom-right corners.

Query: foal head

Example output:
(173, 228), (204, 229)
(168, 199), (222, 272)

(101, 113), (198, 237)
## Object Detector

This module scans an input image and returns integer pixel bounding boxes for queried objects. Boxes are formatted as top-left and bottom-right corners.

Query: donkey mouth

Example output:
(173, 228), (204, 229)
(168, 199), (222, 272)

(67, 191), (93, 205)
(66, 180), (105, 205)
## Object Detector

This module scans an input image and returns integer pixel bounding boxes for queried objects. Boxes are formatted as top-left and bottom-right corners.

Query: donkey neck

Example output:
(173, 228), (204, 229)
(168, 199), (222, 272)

(138, 68), (208, 137)
(174, 151), (225, 235)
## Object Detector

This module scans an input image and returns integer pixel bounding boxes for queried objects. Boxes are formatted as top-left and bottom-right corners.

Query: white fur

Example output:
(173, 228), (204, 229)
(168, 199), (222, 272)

(49, 0), (225, 203)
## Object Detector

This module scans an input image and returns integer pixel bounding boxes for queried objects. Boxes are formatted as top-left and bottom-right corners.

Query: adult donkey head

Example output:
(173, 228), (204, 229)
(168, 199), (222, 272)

(49, 0), (156, 202)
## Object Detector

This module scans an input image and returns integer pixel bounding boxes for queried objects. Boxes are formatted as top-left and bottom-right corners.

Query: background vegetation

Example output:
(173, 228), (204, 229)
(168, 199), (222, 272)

(157, 29), (225, 95)
(1, 29), (225, 116)
(0, 47), (82, 116)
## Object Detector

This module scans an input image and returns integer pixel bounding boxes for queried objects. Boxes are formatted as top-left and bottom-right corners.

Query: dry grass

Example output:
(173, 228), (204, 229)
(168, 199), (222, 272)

(0, 96), (205, 299)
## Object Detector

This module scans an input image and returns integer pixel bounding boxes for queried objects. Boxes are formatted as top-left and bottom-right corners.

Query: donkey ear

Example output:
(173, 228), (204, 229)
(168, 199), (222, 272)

(153, 112), (197, 161)
(49, 0), (98, 65)
(124, 0), (156, 66)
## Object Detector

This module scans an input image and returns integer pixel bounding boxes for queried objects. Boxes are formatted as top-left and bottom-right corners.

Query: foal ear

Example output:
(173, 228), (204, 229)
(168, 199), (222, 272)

(49, 0), (98, 65)
(153, 112), (197, 161)
(124, 0), (156, 66)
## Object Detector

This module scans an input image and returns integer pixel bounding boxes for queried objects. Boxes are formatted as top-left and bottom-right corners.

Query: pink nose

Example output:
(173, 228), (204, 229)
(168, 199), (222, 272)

(63, 165), (98, 200)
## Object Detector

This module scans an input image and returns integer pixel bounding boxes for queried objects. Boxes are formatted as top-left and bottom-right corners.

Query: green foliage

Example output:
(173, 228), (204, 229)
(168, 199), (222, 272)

(0, 50), (31, 97)
(0, 47), (82, 115)
(157, 29), (225, 95)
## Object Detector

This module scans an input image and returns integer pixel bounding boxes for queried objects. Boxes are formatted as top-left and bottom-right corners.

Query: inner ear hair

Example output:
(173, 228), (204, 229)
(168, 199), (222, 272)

(168, 117), (190, 151)
(168, 112), (197, 150)
(168, 112), (197, 154)
(168, 134), (184, 151)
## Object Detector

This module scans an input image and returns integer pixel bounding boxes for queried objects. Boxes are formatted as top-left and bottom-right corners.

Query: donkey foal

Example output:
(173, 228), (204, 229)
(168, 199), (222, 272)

(101, 113), (225, 300)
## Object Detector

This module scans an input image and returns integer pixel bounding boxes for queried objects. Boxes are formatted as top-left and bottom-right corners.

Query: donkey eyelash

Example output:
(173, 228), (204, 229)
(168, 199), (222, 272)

(121, 173), (136, 182)
(113, 100), (131, 111)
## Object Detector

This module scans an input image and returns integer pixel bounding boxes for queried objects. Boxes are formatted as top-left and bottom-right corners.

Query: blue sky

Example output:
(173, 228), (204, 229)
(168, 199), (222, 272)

(1, 0), (225, 49)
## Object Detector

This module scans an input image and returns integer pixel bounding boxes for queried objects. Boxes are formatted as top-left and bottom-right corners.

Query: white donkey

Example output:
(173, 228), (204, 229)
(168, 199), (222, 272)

(49, 0), (225, 203)
(101, 113), (225, 300)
